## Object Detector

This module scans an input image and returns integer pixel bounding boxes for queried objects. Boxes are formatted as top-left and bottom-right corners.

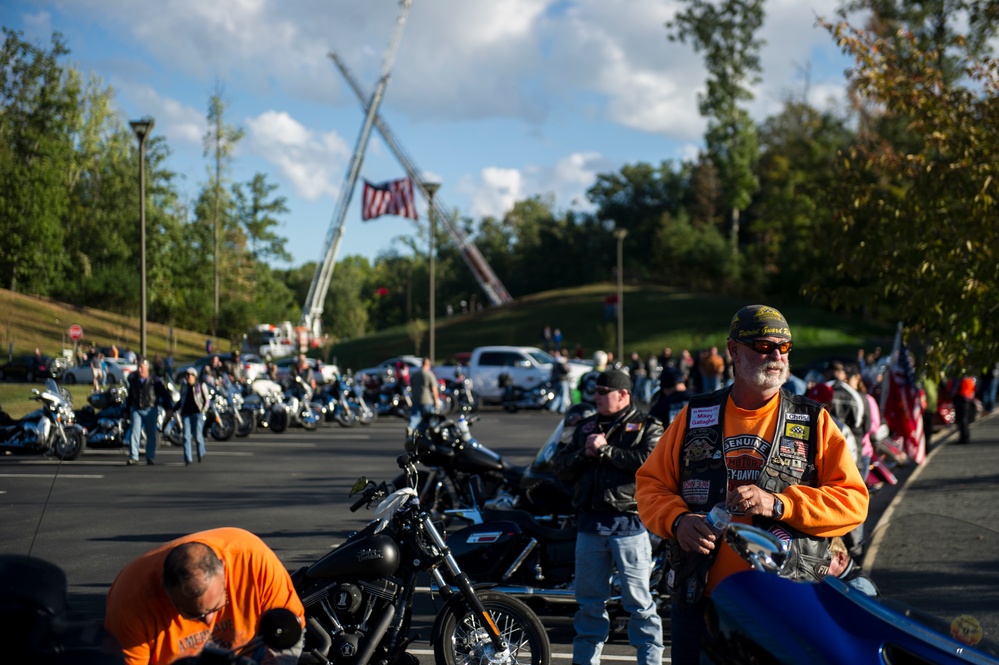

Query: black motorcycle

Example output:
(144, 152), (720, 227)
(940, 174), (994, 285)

(0, 379), (85, 461)
(441, 366), (480, 415)
(291, 453), (551, 665)
(397, 414), (530, 520)
(75, 384), (130, 449)
(498, 374), (555, 413)
(362, 375), (411, 419)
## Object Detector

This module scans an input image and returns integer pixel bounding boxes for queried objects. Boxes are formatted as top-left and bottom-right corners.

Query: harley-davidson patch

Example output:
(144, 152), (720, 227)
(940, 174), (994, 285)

(689, 405), (720, 428)
(683, 428), (720, 466)
(626, 422), (642, 431)
(581, 422), (596, 433)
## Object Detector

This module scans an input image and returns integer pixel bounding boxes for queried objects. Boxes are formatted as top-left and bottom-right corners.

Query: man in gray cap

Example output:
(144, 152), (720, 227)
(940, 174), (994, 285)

(552, 368), (664, 665)
(635, 304), (869, 664)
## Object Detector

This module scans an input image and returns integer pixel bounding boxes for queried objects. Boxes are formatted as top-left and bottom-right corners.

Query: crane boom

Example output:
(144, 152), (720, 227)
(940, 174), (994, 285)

(329, 52), (513, 307)
(300, 0), (413, 339)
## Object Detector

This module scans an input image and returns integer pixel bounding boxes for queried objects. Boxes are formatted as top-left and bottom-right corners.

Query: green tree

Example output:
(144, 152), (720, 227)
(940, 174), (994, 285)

(0, 29), (77, 293)
(233, 172), (292, 263)
(203, 85), (244, 337)
(668, 0), (765, 252)
(817, 18), (999, 372)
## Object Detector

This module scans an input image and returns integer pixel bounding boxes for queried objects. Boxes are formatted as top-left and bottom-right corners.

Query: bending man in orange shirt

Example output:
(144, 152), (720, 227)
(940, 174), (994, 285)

(635, 304), (869, 665)
(105, 527), (305, 665)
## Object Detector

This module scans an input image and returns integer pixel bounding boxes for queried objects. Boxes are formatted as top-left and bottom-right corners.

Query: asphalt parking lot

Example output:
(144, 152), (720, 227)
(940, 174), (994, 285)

(0, 406), (648, 663)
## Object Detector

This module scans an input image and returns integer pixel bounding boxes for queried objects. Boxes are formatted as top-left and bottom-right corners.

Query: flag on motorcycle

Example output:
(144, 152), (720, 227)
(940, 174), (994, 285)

(883, 341), (926, 464)
(361, 177), (418, 221)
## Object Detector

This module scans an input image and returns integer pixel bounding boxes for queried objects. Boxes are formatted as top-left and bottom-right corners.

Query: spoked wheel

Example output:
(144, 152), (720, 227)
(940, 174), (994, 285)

(269, 409), (288, 434)
(356, 401), (378, 426)
(209, 412), (236, 441)
(235, 408), (256, 437)
(52, 430), (85, 461)
(299, 409), (320, 431)
(335, 405), (359, 428)
(436, 591), (550, 665)
(164, 420), (183, 446)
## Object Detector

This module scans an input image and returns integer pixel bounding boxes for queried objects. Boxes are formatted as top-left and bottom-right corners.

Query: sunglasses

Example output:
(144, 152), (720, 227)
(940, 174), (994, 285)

(594, 386), (625, 396)
(737, 339), (793, 355)
(179, 589), (228, 622)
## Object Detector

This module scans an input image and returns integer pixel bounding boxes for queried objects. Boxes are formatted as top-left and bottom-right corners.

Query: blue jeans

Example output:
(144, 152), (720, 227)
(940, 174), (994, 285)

(409, 403), (435, 432)
(548, 379), (571, 414)
(573, 531), (663, 665)
(669, 596), (708, 665)
(128, 407), (158, 461)
(182, 412), (206, 463)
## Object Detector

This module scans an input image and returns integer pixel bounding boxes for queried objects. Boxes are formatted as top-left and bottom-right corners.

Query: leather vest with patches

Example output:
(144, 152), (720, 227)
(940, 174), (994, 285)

(678, 386), (830, 585)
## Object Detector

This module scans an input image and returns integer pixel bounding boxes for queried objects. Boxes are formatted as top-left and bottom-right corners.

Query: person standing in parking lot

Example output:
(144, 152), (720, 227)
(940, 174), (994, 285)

(126, 358), (173, 465)
(178, 367), (210, 465)
(408, 357), (439, 434)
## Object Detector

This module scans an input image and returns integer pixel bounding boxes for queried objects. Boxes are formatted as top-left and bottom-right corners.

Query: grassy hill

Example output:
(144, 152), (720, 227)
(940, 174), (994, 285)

(0, 288), (214, 362)
(327, 283), (894, 373)
(0, 283), (894, 417)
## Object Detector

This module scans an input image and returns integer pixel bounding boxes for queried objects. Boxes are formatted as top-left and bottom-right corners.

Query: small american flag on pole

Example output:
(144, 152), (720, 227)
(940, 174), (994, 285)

(361, 177), (418, 221)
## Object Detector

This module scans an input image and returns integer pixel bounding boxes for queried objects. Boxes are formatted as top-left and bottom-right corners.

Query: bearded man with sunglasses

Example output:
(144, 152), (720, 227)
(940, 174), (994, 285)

(635, 304), (868, 665)
(552, 369), (664, 665)
(105, 527), (305, 665)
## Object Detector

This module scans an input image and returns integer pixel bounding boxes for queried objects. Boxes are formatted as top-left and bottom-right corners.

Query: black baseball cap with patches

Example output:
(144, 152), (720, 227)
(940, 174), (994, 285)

(596, 369), (632, 392)
(729, 304), (792, 342)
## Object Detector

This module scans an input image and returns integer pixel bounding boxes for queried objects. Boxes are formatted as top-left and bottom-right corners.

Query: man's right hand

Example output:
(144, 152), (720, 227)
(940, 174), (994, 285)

(675, 514), (721, 555)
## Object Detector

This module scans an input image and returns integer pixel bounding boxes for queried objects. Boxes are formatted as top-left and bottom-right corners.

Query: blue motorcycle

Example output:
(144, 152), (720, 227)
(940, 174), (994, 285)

(704, 513), (998, 663)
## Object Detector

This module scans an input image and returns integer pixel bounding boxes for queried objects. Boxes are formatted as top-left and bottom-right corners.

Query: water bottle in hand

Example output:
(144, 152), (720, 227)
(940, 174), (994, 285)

(705, 502), (731, 535)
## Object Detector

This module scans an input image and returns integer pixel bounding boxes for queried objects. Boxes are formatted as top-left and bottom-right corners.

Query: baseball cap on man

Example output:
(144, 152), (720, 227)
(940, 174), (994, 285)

(728, 304), (792, 342)
(596, 369), (632, 392)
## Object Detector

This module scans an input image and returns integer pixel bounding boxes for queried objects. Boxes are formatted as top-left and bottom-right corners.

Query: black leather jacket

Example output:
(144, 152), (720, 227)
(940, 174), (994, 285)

(552, 404), (664, 514)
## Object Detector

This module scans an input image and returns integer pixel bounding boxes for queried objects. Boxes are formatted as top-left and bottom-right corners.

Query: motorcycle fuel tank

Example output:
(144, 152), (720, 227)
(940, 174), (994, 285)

(446, 520), (527, 580)
(306, 533), (400, 580)
(457, 439), (505, 474)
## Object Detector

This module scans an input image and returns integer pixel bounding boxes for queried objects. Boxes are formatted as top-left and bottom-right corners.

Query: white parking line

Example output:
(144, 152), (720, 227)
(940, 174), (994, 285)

(0, 473), (104, 479)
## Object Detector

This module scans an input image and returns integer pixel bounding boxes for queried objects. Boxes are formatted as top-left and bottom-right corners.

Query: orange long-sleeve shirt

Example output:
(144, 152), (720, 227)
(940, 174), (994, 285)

(636, 392), (868, 593)
(105, 527), (305, 665)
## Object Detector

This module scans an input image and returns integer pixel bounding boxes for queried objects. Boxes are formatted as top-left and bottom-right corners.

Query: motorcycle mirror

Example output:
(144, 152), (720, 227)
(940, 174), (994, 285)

(724, 523), (789, 574)
(256, 608), (303, 650)
(349, 477), (369, 497)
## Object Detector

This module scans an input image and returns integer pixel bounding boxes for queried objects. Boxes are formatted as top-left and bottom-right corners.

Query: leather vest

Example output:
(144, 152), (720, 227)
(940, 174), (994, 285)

(669, 387), (830, 606)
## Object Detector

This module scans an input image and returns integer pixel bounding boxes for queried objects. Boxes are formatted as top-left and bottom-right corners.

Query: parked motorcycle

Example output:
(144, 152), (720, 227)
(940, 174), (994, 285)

(362, 374), (411, 419)
(291, 453), (551, 665)
(398, 414), (529, 519)
(286, 376), (321, 430)
(441, 366), (480, 415)
(245, 379), (289, 434)
(499, 373), (555, 413)
(75, 384), (130, 449)
(702, 514), (999, 663)
(0, 379), (85, 460)
(317, 375), (377, 427)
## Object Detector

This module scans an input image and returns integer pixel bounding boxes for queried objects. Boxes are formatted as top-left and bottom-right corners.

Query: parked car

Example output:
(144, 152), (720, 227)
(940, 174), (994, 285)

(0, 354), (61, 382)
(174, 352), (267, 384)
(61, 357), (136, 385)
(272, 356), (338, 385)
(464, 345), (591, 403)
(352, 356), (423, 386)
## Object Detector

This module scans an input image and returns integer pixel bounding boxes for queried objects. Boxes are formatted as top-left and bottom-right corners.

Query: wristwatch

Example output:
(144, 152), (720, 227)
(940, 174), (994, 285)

(772, 496), (785, 520)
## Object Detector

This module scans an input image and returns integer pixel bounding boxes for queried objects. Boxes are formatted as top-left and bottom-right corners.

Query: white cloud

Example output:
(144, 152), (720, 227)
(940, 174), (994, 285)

(245, 111), (350, 201)
(465, 167), (525, 219)
(128, 86), (204, 146)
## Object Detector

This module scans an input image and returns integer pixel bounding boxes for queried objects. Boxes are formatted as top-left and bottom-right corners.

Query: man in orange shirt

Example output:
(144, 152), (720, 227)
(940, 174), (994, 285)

(635, 305), (868, 665)
(105, 527), (304, 665)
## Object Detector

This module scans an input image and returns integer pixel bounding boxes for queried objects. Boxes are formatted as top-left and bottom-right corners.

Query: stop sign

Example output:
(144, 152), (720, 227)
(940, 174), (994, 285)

(68, 324), (83, 341)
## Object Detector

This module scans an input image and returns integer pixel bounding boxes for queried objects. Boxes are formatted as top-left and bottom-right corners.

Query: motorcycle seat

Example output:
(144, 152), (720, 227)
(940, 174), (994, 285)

(481, 507), (577, 543)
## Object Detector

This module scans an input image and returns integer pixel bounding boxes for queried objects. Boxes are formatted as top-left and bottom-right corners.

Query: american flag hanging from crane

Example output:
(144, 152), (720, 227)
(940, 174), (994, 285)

(361, 177), (418, 221)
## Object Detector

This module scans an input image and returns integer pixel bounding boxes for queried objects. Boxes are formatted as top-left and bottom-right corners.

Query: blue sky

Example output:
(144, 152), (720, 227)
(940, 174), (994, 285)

(8, 0), (852, 270)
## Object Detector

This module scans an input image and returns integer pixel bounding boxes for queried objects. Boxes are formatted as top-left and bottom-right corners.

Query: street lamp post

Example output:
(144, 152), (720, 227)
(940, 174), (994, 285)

(129, 117), (155, 358)
(423, 181), (441, 363)
(614, 228), (628, 364)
